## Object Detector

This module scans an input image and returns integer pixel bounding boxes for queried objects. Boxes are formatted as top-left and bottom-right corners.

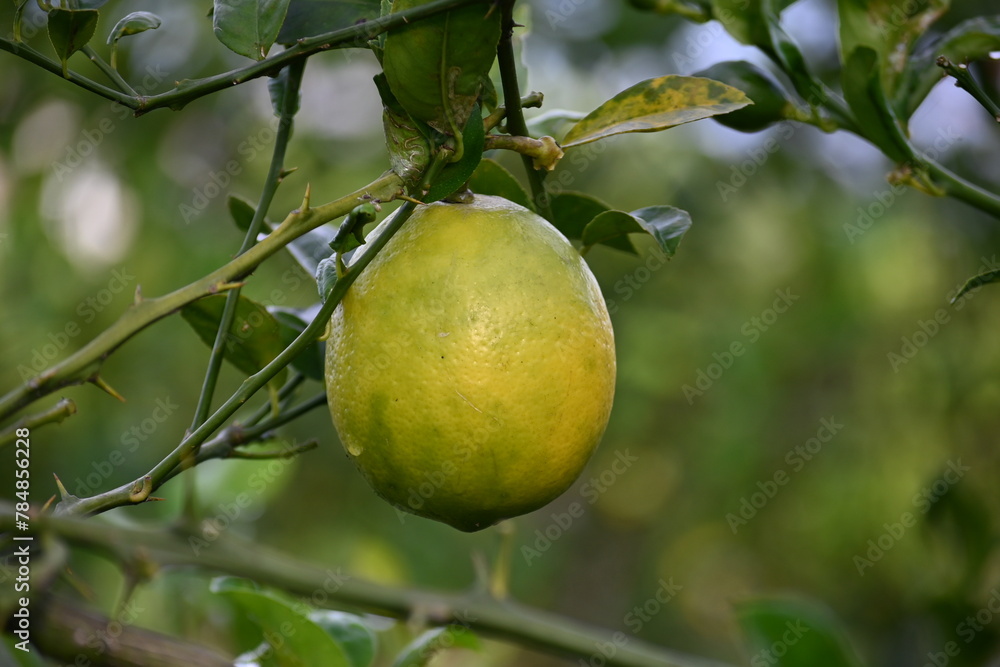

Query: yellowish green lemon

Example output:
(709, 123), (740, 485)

(325, 195), (616, 532)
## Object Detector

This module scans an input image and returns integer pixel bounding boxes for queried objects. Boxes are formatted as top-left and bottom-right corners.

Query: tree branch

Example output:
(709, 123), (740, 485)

(0, 39), (134, 104)
(0, 172), (403, 424)
(158, 393), (327, 487)
(28, 595), (233, 667)
(0, 0), (490, 115)
(1, 504), (737, 667)
(924, 158), (1000, 218)
(81, 45), (138, 96)
(496, 0), (553, 220)
(190, 60), (307, 435)
(0, 398), (76, 448)
(52, 202), (418, 518)
(937, 57), (1000, 123)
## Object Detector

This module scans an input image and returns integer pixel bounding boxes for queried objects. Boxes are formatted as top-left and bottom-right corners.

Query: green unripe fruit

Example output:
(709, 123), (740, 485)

(694, 61), (794, 133)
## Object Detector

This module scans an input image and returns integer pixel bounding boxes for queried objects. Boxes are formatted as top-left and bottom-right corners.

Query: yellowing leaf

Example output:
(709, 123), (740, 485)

(561, 75), (751, 148)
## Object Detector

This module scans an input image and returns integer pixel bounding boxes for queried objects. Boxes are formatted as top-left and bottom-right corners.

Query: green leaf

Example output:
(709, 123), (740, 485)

(582, 205), (691, 256)
(737, 598), (863, 667)
(282, 224), (338, 278)
(841, 47), (913, 162)
(268, 64), (301, 117)
(330, 203), (378, 255)
(106, 11), (160, 43)
(277, 0), (380, 44)
(373, 70), (404, 114)
(382, 2), (501, 136)
(228, 194), (257, 232)
(707, 1), (822, 104)
(424, 105), (486, 203)
(693, 60), (796, 132)
(631, 206), (692, 255)
(548, 192), (636, 255)
(895, 16), (1000, 118)
(709, 0), (770, 46)
(212, 577), (351, 667)
(308, 610), (377, 667)
(561, 75), (751, 148)
(383, 106), (432, 185)
(270, 306), (325, 381)
(526, 109), (586, 139)
(952, 269), (1000, 303)
(548, 191), (610, 238)
(315, 258), (338, 302)
(766, 20), (823, 103)
(47, 8), (99, 74)
(468, 158), (534, 211)
(213, 0), (291, 60)
(836, 0), (947, 98)
(106, 11), (161, 68)
(181, 294), (288, 390)
(391, 626), (480, 667)
(479, 76), (498, 113)
(581, 211), (643, 252)
(377, 72), (432, 186)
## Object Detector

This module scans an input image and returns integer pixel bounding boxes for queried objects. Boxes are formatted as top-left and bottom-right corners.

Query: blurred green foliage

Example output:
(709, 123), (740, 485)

(2, 0), (1000, 665)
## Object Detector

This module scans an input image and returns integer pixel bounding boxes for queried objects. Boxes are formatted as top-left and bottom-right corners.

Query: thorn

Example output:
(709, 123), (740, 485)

(91, 376), (126, 403)
(213, 281), (246, 294)
(279, 167), (298, 181)
(300, 183), (312, 213)
(398, 195), (426, 206)
(42, 494), (56, 512)
(53, 473), (72, 500)
(133, 284), (143, 304)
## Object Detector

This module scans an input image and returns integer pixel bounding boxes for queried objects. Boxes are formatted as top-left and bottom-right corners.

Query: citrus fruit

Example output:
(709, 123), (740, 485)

(324, 195), (616, 532)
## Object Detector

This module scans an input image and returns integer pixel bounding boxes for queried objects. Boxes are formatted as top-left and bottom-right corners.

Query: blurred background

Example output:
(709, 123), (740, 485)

(3, 0), (1000, 665)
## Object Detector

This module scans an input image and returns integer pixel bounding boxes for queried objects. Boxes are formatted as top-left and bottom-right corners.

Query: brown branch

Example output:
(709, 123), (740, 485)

(26, 595), (233, 667)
